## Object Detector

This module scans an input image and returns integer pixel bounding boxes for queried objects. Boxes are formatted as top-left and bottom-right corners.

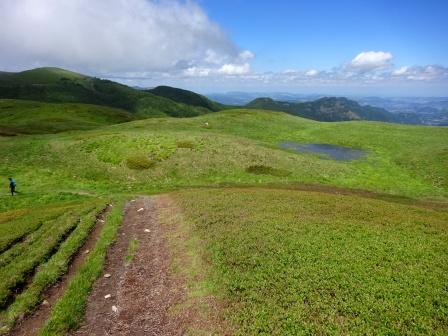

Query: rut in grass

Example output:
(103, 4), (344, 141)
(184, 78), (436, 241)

(2, 204), (111, 336)
(0, 206), (96, 309)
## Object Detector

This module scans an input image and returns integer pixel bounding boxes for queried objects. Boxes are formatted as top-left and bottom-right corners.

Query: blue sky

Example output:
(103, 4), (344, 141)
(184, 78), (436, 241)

(1, 0), (447, 95)
(201, 0), (448, 72)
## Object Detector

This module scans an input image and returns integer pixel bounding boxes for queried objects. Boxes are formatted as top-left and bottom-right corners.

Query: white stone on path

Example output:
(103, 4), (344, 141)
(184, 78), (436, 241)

(137, 208), (144, 212)
(104, 294), (111, 299)
(104, 273), (111, 278)
(144, 229), (150, 233)
(112, 305), (118, 313)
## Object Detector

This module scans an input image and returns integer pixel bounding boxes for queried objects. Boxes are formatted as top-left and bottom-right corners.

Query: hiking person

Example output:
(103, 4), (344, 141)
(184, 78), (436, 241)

(8, 177), (16, 196)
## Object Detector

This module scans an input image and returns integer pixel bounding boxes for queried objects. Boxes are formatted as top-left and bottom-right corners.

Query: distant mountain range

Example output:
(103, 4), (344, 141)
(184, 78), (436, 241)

(246, 97), (396, 122)
(207, 92), (322, 106)
(208, 92), (448, 125)
(1, 67), (446, 127)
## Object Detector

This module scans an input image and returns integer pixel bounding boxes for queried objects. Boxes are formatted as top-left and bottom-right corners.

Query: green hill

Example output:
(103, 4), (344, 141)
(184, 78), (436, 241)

(0, 99), (134, 135)
(246, 97), (397, 122)
(0, 67), (211, 118)
(0, 67), (85, 84)
(1, 109), (446, 199)
(148, 85), (225, 111)
(1, 108), (446, 334)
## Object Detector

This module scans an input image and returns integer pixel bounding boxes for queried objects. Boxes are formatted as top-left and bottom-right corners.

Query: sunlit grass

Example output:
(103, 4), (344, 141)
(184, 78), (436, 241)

(173, 188), (448, 335)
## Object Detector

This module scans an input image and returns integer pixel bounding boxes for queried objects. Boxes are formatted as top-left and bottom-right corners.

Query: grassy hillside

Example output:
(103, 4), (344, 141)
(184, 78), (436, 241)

(148, 85), (225, 111)
(0, 99), (134, 134)
(1, 109), (446, 199)
(247, 97), (396, 122)
(0, 67), (211, 118)
(0, 67), (85, 84)
(173, 188), (448, 335)
(0, 108), (446, 334)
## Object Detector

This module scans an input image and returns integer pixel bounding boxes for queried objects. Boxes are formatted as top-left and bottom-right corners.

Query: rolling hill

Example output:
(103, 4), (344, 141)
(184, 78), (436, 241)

(0, 67), (218, 118)
(246, 96), (397, 122)
(0, 67), (407, 127)
(1, 106), (446, 335)
(0, 99), (134, 135)
(148, 85), (225, 111)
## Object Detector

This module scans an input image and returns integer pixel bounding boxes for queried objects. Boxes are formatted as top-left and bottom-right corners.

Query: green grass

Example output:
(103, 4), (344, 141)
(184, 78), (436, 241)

(125, 238), (139, 265)
(38, 200), (125, 336)
(0, 205), (95, 308)
(0, 203), (80, 253)
(0, 68), (86, 85)
(172, 188), (448, 335)
(0, 203), (104, 332)
(0, 107), (446, 334)
(1, 109), (446, 199)
(126, 153), (155, 170)
(245, 164), (291, 177)
(0, 99), (134, 134)
(176, 140), (196, 149)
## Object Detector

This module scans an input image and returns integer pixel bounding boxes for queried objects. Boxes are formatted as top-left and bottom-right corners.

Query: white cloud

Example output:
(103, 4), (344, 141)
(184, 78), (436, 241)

(349, 51), (393, 71)
(390, 65), (448, 81)
(218, 63), (251, 75)
(239, 50), (255, 60)
(392, 66), (409, 76)
(305, 69), (319, 77)
(183, 67), (211, 77)
(0, 0), (250, 74)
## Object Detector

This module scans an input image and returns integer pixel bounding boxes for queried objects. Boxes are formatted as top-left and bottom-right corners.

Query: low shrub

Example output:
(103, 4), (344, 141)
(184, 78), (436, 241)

(176, 141), (195, 149)
(125, 154), (154, 170)
(245, 165), (290, 177)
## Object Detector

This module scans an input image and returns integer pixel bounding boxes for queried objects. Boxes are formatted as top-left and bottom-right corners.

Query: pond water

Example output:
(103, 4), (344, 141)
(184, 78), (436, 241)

(279, 141), (366, 161)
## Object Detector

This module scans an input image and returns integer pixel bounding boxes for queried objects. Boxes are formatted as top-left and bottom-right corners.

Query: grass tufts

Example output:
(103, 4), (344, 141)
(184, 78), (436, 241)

(125, 154), (154, 170)
(245, 165), (291, 177)
(125, 238), (139, 265)
(176, 141), (195, 149)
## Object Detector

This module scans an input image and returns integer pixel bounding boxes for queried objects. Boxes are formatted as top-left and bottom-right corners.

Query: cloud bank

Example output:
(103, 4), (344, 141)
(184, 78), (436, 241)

(0, 0), (249, 74)
(0, 0), (446, 94)
(126, 49), (447, 90)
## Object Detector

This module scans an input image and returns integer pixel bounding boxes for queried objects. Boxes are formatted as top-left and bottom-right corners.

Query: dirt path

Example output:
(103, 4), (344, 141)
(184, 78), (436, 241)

(204, 183), (448, 210)
(72, 196), (201, 336)
(8, 205), (112, 336)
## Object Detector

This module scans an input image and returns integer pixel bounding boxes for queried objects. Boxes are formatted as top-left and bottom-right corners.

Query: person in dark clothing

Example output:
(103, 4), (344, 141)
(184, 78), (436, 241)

(8, 178), (16, 196)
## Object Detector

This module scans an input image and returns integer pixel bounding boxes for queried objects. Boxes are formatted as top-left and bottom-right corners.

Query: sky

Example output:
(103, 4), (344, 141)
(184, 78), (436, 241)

(1, 0), (447, 96)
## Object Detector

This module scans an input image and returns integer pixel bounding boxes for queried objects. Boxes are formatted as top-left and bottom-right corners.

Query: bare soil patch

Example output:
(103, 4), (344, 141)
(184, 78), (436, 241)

(73, 196), (222, 336)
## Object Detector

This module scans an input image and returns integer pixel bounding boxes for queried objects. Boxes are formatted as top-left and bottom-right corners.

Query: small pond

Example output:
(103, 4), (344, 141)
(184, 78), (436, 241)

(279, 141), (366, 161)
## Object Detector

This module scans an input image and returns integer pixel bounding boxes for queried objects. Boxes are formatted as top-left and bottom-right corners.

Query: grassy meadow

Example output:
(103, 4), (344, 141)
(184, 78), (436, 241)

(172, 188), (448, 335)
(0, 99), (134, 135)
(0, 107), (447, 334)
(1, 109), (446, 199)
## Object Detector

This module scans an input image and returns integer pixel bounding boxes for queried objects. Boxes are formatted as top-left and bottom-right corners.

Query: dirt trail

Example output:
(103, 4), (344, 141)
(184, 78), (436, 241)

(9, 205), (112, 336)
(208, 183), (448, 210)
(72, 196), (204, 336)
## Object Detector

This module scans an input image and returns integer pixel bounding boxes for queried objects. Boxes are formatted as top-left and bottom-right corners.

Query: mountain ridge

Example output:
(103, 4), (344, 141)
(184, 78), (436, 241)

(246, 96), (397, 122)
(147, 85), (226, 111)
(0, 67), (220, 118)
